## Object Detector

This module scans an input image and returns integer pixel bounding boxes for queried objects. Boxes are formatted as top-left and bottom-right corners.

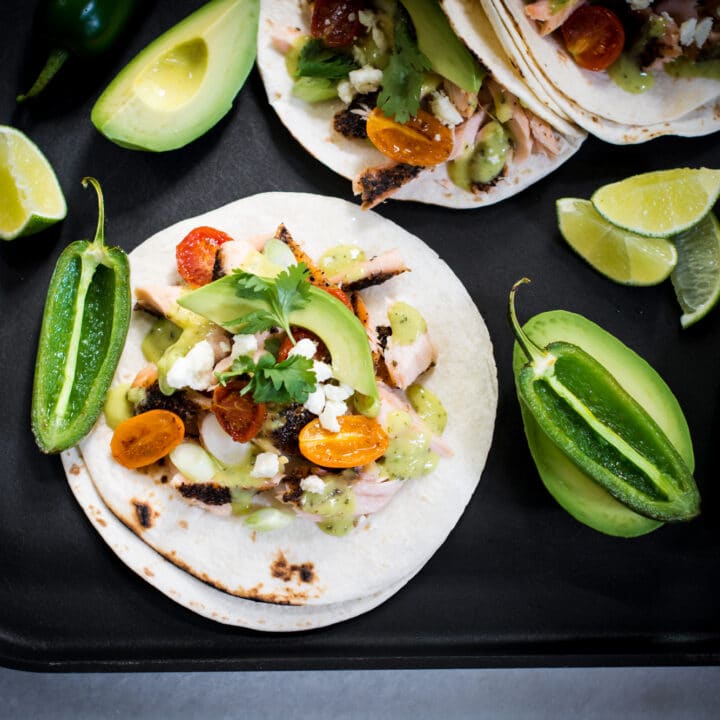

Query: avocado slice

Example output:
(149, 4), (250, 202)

(178, 276), (380, 415)
(91, 0), (258, 152)
(512, 311), (694, 537)
(400, 0), (485, 94)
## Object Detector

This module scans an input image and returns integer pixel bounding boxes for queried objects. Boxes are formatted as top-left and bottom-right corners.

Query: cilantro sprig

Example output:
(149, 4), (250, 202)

(297, 39), (358, 80)
(226, 263), (312, 342)
(216, 353), (316, 405)
(377, 9), (430, 124)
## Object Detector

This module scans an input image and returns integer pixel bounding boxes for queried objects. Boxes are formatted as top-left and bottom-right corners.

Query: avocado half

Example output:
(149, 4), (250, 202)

(512, 310), (695, 537)
(91, 0), (259, 152)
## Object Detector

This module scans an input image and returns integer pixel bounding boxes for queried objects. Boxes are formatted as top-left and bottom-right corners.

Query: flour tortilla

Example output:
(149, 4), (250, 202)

(257, 0), (584, 209)
(62, 447), (419, 631)
(74, 192), (498, 615)
(481, 0), (720, 142)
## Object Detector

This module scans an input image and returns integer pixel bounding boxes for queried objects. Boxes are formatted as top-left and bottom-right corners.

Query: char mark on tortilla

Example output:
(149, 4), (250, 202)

(270, 551), (316, 584)
(133, 501), (154, 529)
(353, 163), (424, 210)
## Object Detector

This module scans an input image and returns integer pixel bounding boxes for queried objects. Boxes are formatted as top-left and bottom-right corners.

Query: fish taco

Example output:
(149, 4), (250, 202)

(257, 0), (584, 210)
(476, 0), (720, 141)
(70, 192), (497, 623)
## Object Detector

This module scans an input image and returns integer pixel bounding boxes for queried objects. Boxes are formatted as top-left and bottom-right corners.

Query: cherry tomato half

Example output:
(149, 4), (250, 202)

(298, 415), (390, 468)
(277, 328), (330, 363)
(212, 380), (266, 442)
(310, 0), (366, 47)
(561, 5), (625, 72)
(366, 108), (454, 167)
(176, 226), (234, 287)
(111, 410), (185, 469)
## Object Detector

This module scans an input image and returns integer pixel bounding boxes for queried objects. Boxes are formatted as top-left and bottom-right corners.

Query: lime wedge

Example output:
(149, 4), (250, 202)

(557, 198), (677, 285)
(0, 125), (66, 241)
(591, 168), (720, 238)
(670, 211), (720, 328)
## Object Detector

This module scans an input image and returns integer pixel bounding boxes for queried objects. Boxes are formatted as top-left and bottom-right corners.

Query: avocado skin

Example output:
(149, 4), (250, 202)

(178, 275), (379, 411)
(512, 311), (694, 537)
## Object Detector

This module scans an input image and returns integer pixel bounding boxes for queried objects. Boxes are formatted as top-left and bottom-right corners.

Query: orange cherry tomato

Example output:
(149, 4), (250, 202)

(561, 5), (625, 72)
(298, 415), (390, 468)
(176, 226), (234, 287)
(111, 410), (185, 469)
(277, 328), (330, 363)
(366, 108), (454, 167)
(212, 380), (267, 442)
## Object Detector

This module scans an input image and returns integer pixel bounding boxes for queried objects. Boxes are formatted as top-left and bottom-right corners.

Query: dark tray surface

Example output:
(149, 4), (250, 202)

(1, 0), (719, 671)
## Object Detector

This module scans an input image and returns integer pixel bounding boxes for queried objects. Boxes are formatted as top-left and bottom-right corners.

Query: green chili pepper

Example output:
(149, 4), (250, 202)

(18, 0), (142, 102)
(509, 278), (700, 522)
(31, 177), (131, 453)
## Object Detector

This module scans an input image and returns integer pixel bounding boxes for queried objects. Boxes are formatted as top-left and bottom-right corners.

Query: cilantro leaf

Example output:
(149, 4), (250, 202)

(216, 353), (316, 405)
(377, 10), (430, 124)
(225, 263), (312, 339)
(297, 39), (358, 80)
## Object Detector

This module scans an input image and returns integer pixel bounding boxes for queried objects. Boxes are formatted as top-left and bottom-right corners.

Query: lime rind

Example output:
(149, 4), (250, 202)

(557, 197), (677, 286)
(670, 211), (720, 328)
(591, 168), (720, 239)
(0, 125), (67, 241)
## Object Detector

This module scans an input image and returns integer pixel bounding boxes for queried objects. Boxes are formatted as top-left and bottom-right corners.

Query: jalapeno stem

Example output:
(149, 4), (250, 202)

(82, 176), (105, 248)
(509, 278), (549, 367)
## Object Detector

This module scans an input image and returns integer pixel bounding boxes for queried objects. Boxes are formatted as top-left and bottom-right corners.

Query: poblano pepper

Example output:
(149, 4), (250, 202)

(32, 177), (131, 453)
(18, 0), (142, 102)
(509, 278), (699, 523)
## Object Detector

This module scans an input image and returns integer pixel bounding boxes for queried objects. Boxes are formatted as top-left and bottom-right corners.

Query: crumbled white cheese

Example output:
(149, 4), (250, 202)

(319, 399), (347, 432)
(218, 339), (231, 355)
(337, 79), (355, 105)
(680, 18), (697, 46)
(304, 387), (326, 416)
(166, 340), (215, 391)
(358, 9), (375, 28)
(323, 383), (354, 402)
(230, 333), (258, 359)
(300, 474), (325, 494)
(349, 65), (383, 95)
(313, 360), (333, 383)
(627, 0), (651, 10)
(288, 338), (317, 359)
(695, 17), (713, 48)
(250, 452), (280, 478)
(429, 91), (463, 127)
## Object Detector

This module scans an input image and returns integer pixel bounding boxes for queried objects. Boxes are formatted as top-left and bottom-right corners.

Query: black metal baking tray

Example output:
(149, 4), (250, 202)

(2, 0), (719, 672)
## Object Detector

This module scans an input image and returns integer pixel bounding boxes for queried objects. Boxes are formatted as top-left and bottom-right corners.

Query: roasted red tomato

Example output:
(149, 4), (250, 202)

(212, 380), (266, 442)
(561, 5), (625, 72)
(366, 108), (454, 167)
(310, 0), (366, 47)
(277, 328), (330, 363)
(176, 226), (234, 287)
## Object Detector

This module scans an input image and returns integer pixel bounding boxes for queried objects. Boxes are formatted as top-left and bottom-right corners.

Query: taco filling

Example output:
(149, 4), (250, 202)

(270, 0), (567, 208)
(524, 0), (720, 91)
(106, 222), (452, 538)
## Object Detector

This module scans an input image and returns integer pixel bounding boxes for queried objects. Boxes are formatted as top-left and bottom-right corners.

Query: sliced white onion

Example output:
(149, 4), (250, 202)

(169, 442), (217, 483)
(262, 238), (296, 268)
(200, 413), (252, 466)
(243, 507), (295, 532)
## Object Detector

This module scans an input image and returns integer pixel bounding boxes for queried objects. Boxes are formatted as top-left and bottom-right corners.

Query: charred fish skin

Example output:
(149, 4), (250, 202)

(353, 164), (424, 210)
